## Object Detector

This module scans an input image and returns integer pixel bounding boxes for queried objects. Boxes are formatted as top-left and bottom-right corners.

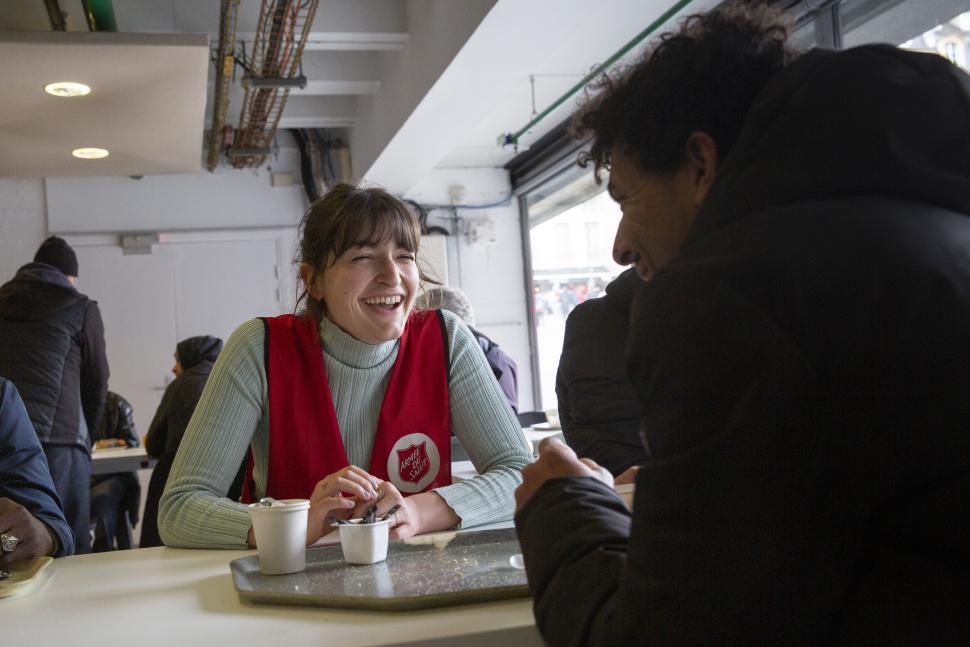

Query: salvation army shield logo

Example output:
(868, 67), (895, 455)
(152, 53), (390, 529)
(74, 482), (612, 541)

(387, 432), (441, 493)
(397, 442), (431, 483)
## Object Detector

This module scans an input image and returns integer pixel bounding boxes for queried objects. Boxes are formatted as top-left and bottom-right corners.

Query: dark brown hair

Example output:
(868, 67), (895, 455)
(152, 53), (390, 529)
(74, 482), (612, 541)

(573, 2), (799, 180)
(296, 183), (438, 320)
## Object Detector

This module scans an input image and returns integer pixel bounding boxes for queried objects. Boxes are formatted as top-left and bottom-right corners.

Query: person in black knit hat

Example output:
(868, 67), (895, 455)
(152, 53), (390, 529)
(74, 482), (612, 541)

(33, 236), (79, 280)
(0, 235), (109, 554)
(140, 336), (223, 547)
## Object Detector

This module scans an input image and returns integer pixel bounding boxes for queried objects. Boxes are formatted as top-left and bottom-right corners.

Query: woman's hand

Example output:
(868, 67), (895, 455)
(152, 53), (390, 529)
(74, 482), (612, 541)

(305, 494), (357, 545)
(348, 481), (415, 539)
(348, 483), (459, 540)
(310, 465), (382, 505)
(305, 466), (384, 545)
(246, 493), (358, 548)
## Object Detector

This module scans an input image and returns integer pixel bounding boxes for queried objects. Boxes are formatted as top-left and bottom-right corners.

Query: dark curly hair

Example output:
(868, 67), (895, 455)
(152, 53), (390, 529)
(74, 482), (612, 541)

(573, 2), (800, 180)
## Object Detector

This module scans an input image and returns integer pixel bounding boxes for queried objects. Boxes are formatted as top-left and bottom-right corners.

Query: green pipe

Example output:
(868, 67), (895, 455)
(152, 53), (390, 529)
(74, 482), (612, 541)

(507, 0), (696, 145)
(81, 0), (118, 32)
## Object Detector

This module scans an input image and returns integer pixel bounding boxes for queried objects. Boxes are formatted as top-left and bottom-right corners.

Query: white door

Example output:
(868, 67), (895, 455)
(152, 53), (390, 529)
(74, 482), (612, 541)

(170, 237), (285, 343)
(75, 244), (178, 436)
(76, 233), (287, 433)
(73, 231), (289, 542)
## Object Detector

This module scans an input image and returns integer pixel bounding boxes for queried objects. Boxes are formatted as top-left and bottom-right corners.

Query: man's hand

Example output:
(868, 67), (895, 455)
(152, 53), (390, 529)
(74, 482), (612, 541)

(515, 438), (613, 513)
(0, 498), (55, 572)
(614, 465), (640, 485)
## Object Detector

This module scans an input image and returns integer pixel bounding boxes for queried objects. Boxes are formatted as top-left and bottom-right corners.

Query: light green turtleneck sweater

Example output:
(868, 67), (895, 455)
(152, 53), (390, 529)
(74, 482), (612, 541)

(158, 309), (531, 549)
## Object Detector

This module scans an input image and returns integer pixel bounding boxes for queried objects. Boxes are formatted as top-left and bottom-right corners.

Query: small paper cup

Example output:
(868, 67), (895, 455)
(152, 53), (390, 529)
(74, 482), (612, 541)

(337, 518), (393, 565)
(544, 408), (561, 429)
(247, 499), (310, 575)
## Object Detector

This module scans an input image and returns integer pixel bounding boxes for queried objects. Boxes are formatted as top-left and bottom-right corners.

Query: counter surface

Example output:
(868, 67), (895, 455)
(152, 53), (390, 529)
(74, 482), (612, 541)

(0, 537), (541, 647)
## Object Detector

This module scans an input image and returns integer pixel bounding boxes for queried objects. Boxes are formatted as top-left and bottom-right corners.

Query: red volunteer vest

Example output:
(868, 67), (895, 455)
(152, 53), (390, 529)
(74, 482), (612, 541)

(241, 310), (452, 502)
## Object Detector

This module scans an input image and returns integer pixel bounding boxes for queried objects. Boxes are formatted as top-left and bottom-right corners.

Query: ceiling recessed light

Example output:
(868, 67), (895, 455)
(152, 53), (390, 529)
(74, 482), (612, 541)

(72, 148), (109, 159)
(45, 82), (92, 97)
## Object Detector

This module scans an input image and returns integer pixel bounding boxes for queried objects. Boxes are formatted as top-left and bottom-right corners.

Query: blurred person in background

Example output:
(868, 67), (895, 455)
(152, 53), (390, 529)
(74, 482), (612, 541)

(1, 378), (74, 576)
(416, 286), (519, 413)
(140, 336), (223, 548)
(556, 268), (646, 477)
(89, 390), (140, 551)
(0, 236), (109, 554)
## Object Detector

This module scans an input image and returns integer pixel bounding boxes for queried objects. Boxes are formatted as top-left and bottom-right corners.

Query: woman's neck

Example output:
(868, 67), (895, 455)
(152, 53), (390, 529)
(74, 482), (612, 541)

(319, 316), (398, 369)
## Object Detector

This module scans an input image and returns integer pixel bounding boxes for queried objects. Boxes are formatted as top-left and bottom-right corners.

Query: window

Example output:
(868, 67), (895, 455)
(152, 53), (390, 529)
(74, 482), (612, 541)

(944, 40), (960, 63)
(838, 0), (970, 72)
(522, 161), (625, 408)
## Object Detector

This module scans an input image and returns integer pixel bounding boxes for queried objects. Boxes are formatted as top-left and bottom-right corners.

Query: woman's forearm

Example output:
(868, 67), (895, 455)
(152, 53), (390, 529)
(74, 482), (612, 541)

(410, 491), (460, 533)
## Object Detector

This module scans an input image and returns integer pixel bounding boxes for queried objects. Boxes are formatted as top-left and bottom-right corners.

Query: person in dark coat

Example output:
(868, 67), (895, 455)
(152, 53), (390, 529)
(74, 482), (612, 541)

(556, 268), (646, 475)
(417, 287), (519, 413)
(515, 5), (970, 646)
(0, 236), (109, 554)
(140, 336), (222, 547)
(0, 378), (74, 575)
(89, 391), (140, 551)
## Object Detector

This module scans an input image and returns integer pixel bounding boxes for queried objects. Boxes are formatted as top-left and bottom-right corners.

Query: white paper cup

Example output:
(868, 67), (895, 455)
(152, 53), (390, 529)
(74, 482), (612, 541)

(544, 408), (561, 429)
(337, 518), (393, 565)
(247, 499), (310, 575)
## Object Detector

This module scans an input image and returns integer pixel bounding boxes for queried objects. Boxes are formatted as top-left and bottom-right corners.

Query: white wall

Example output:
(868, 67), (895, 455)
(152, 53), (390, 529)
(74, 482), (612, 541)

(0, 178), (47, 280)
(351, 0), (497, 186)
(46, 167), (305, 234)
(407, 167), (534, 412)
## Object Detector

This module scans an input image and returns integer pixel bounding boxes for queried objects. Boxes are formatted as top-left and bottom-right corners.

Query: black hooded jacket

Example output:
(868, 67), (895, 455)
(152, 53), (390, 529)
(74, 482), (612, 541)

(556, 268), (647, 474)
(0, 263), (109, 448)
(141, 335), (222, 547)
(516, 46), (970, 645)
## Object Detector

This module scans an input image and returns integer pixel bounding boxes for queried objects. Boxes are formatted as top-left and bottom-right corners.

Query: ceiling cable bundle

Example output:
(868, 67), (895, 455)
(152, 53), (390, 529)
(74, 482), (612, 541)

(206, 0), (320, 170)
(290, 128), (351, 204)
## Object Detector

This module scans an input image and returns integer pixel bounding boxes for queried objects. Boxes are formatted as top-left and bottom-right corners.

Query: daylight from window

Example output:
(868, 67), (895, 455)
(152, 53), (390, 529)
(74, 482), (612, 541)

(529, 190), (625, 408)
(900, 10), (970, 69)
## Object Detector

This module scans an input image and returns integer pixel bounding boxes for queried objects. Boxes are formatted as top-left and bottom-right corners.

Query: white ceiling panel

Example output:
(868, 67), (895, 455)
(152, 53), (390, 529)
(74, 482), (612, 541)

(0, 30), (209, 177)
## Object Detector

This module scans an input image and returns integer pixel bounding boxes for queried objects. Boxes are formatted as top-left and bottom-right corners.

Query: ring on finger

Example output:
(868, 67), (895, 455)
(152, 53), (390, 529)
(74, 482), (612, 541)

(0, 533), (19, 553)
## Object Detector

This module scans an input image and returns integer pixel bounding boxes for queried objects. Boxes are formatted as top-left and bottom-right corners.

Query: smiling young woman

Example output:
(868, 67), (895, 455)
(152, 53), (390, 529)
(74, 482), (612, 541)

(157, 183), (532, 550)
(298, 185), (425, 345)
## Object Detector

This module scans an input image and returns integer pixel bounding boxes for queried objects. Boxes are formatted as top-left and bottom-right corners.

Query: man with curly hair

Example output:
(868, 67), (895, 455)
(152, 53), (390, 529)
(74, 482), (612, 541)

(514, 3), (970, 645)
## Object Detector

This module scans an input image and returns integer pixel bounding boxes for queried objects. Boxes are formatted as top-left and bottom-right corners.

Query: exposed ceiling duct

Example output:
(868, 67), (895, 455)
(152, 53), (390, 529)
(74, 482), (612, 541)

(207, 0), (320, 170)
(206, 0), (241, 171)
